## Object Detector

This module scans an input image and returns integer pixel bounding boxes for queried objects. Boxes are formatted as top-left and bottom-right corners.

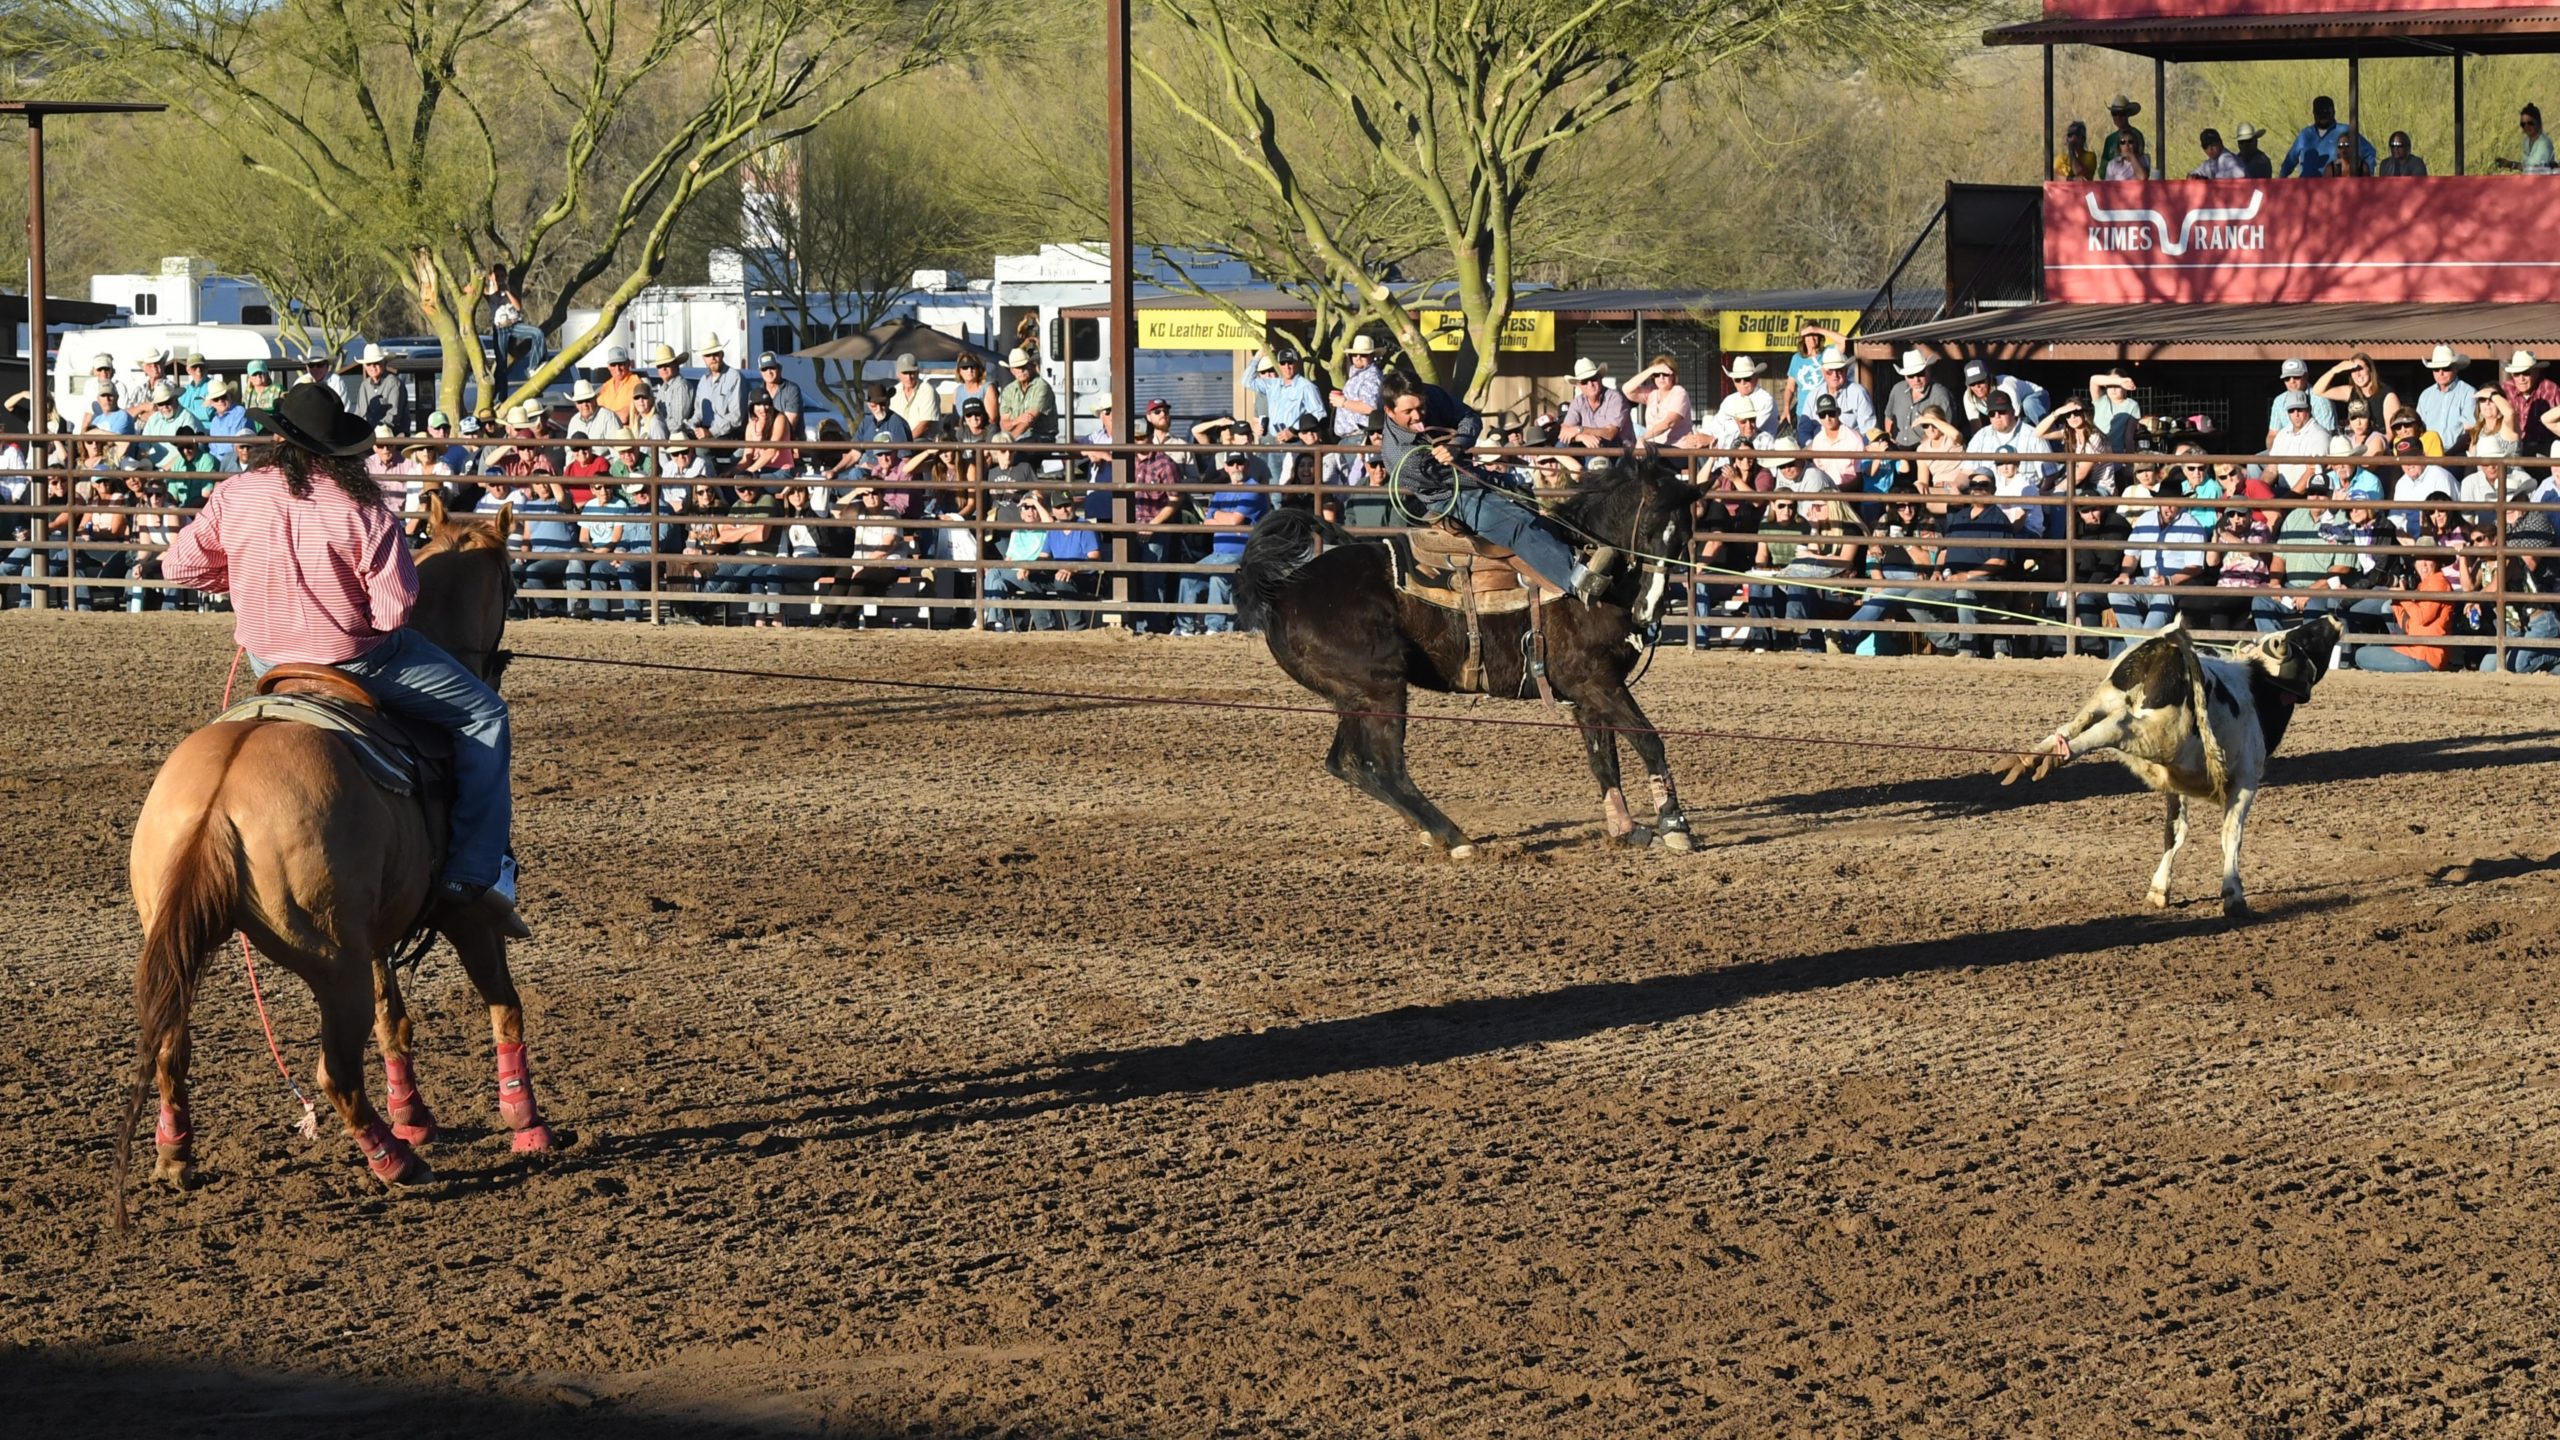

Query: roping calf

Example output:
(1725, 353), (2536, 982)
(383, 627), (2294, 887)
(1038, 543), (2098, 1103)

(1996, 614), (2344, 917)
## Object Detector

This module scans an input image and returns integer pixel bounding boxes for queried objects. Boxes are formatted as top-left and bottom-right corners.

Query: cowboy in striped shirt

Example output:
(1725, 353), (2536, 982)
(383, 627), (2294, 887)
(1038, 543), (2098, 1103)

(159, 382), (528, 938)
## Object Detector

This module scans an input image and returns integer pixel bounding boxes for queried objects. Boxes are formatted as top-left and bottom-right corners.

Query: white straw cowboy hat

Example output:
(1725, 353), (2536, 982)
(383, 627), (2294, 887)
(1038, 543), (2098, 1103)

(1571, 356), (1606, 382)
(647, 342), (684, 366)
(2233, 122), (2265, 143)
(1818, 346), (1851, 371)
(1005, 346), (1035, 368)
(1724, 355), (1763, 381)
(2106, 94), (2141, 115)
(2505, 348), (2540, 374)
(2424, 344), (2470, 371)
(696, 334), (727, 356)
(1347, 335), (1377, 356)
(569, 378), (600, 402)
(1895, 349), (1931, 377)
(357, 342), (390, 365)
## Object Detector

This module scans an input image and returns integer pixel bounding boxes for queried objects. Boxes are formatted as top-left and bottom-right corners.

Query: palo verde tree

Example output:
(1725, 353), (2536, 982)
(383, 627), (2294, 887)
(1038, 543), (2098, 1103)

(1138, 0), (1989, 402)
(55, 0), (987, 418)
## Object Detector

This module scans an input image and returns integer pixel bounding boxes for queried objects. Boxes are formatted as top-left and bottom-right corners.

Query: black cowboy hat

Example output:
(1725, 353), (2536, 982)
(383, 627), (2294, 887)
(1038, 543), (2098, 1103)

(255, 382), (375, 457)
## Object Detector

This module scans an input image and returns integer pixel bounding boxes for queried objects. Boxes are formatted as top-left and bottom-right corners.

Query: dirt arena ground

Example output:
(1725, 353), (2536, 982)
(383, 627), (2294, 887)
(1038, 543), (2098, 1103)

(3, 611), (2558, 1437)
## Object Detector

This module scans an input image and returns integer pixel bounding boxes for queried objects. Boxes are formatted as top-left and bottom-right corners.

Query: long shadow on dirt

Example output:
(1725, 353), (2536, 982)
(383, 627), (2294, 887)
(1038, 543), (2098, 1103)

(568, 892), (2343, 1170)
(0, 1346), (1141, 1440)
(1745, 730), (2560, 822)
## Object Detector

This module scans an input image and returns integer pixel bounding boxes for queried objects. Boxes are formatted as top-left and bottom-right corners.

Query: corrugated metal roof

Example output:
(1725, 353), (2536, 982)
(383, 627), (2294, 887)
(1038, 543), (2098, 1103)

(1987, 8), (2560, 60)
(1076, 286), (1885, 322)
(1853, 302), (2560, 362)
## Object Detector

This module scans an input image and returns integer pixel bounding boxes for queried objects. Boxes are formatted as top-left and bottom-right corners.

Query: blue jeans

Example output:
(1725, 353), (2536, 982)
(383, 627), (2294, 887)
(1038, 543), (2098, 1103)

(2499, 609), (2560, 673)
(573, 559), (647, 619)
(256, 628), (512, 892)
(1130, 534), (1176, 632)
(1177, 560), (1237, 634)
(1449, 485), (1577, 593)
(2349, 641), (2437, 672)
(518, 551), (572, 617)
(1847, 570), (1930, 654)
(2109, 586), (2179, 657)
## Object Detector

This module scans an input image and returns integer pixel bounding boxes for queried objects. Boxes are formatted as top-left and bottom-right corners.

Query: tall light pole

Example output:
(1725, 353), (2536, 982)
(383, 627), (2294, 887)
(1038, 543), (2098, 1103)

(1105, 0), (1136, 609)
(3, 102), (165, 436)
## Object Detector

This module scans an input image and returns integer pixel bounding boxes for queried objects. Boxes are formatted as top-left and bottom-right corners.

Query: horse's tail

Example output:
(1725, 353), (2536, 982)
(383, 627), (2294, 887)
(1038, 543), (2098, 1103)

(1234, 509), (1359, 634)
(114, 806), (239, 1233)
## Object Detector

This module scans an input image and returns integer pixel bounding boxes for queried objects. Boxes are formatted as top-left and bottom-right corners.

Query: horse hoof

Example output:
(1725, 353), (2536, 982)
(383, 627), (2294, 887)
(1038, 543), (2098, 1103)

(1658, 830), (1695, 854)
(2223, 898), (2253, 920)
(1446, 843), (1477, 861)
(392, 1119), (436, 1146)
(511, 1123), (557, 1154)
(2146, 888), (2169, 909)
(381, 1156), (437, 1188)
(1610, 827), (1652, 848)
(152, 1153), (195, 1190)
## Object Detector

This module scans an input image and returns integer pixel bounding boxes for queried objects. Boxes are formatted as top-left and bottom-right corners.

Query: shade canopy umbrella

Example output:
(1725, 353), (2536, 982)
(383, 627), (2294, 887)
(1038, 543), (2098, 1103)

(793, 319), (987, 366)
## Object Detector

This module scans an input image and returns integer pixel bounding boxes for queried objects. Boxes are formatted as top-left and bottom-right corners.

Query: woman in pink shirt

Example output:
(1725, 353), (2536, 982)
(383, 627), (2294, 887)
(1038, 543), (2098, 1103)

(1623, 355), (1694, 447)
(159, 383), (525, 936)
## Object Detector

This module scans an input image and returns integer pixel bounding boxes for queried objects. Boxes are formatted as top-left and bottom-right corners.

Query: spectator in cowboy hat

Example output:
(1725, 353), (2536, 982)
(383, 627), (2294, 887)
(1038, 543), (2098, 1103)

(691, 334), (746, 458)
(132, 346), (175, 405)
(202, 377), (257, 471)
(596, 343), (644, 422)
(337, 342), (407, 432)
(2100, 94), (2148, 176)
(299, 350), (338, 394)
(1795, 345), (1877, 445)
(1882, 348), (1956, 448)
(1716, 354), (1779, 441)
(2416, 344), (2479, 452)
(1557, 356), (1630, 447)
(997, 344), (1058, 446)
(646, 342), (696, 438)
(177, 352), (214, 423)
(565, 377), (619, 443)
(2230, 122), (2275, 179)
(2498, 349), (2560, 453)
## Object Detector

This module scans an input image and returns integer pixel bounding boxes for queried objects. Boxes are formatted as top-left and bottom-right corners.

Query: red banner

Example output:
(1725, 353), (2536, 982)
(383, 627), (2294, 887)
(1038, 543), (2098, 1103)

(2044, 178), (2560, 305)
(2045, 0), (2512, 16)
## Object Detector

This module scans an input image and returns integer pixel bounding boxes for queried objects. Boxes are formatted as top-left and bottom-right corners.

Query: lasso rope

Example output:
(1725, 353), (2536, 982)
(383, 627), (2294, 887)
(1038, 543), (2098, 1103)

(218, 647), (322, 1142)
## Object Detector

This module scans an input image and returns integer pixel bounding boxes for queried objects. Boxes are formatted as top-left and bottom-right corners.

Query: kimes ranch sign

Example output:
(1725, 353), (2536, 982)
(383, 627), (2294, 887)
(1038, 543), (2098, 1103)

(2045, 178), (2560, 304)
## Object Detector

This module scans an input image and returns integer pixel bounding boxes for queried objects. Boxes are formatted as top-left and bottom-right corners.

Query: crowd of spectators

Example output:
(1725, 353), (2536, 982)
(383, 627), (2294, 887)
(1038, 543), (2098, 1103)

(2053, 93), (2555, 182)
(1635, 339), (2559, 675)
(2, 323), (2554, 674)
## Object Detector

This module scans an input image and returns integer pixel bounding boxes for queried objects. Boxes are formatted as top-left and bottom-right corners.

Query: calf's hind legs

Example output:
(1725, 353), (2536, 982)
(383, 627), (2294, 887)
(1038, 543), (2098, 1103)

(2148, 793), (2189, 909)
(2219, 786), (2257, 918)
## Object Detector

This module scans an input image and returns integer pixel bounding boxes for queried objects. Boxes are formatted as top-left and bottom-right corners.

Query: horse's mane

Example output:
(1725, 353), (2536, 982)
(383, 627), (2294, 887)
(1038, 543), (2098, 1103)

(416, 508), (510, 559)
(1552, 458), (1692, 536)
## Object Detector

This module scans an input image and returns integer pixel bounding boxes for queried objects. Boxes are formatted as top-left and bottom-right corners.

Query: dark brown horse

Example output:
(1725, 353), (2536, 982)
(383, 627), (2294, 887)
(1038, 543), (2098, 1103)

(1235, 458), (1702, 855)
(115, 494), (551, 1227)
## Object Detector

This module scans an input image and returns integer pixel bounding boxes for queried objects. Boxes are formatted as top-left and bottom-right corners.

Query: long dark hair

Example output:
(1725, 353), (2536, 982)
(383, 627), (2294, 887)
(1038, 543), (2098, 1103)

(275, 443), (386, 508)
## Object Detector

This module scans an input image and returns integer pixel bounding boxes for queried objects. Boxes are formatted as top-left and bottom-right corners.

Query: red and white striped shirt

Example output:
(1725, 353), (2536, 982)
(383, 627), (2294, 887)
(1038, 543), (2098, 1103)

(160, 467), (417, 664)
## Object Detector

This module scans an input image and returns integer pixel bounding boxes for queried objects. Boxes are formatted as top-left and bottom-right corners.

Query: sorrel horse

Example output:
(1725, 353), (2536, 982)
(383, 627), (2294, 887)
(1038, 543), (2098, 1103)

(1234, 458), (1703, 855)
(115, 494), (551, 1227)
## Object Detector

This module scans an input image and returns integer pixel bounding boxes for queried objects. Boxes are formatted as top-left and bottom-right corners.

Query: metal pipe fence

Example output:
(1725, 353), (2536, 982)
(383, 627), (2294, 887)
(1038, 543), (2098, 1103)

(1, 431), (2555, 671)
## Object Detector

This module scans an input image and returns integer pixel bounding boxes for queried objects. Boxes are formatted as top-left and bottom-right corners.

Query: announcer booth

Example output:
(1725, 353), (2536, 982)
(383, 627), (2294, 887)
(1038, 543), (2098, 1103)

(1855, 0), (2560, 425)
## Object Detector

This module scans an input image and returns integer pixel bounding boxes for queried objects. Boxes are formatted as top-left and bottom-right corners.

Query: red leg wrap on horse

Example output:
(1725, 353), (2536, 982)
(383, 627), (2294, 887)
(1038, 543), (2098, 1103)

(357, 1119), (417, 1182)
(155, 1102), (191, 1152)
(496, 1041), (541, 1131)
(383, 1052), (436, 1142)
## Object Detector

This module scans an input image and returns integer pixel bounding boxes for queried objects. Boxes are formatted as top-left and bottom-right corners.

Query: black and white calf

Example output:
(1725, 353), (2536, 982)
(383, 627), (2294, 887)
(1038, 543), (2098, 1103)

(1997, 614), (2344, 917)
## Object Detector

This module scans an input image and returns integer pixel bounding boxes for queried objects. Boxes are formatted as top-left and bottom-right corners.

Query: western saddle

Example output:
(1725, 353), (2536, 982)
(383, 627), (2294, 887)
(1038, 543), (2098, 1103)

(1394, 522), (1563, 696)
(209, 663), (451, 797)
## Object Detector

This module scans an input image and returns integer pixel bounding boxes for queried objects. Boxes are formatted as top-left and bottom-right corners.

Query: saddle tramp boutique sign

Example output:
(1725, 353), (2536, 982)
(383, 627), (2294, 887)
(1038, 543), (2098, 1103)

(1718, 309), (1861, 353)
(2043, 177), (2560, 305)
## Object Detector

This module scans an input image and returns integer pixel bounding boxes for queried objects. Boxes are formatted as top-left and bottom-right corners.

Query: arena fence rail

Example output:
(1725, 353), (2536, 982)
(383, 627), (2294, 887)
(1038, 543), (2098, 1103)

(0, 432), (2553, 673)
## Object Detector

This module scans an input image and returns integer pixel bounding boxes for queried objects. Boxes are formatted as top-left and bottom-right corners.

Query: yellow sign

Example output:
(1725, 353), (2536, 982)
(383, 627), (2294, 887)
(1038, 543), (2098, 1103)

(1136, 308), (1268, 350)
(1419, 309), (1556, 353)
(1717, 309), (1862, 354)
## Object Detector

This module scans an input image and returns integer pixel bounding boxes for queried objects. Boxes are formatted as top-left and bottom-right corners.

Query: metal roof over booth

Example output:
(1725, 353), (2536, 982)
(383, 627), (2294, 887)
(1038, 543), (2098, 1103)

(1855, 301), (2560, 363)
(1987, 7), (2560, 61)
